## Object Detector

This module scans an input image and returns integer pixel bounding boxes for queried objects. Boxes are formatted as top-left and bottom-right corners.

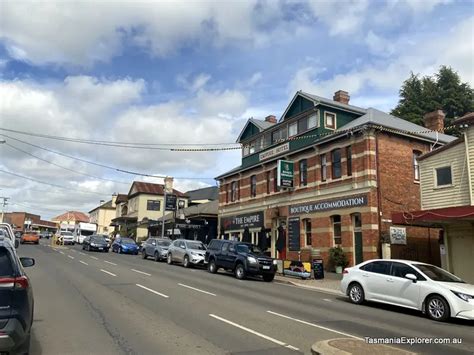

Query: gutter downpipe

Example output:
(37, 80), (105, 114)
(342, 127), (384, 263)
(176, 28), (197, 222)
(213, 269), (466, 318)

(374, 129), (383, 259)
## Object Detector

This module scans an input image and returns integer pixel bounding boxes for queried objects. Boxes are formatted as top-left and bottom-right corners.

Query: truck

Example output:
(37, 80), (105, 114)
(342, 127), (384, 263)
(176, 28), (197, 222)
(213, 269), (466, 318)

(74, 222), (97, 244)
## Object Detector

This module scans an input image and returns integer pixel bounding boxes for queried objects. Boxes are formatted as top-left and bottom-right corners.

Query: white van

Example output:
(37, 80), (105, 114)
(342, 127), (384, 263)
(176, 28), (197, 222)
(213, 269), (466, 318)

(74, 223), (97, 244)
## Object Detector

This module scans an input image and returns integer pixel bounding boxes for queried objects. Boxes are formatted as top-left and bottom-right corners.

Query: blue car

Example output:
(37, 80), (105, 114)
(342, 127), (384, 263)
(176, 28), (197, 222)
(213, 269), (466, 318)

(112, 237), (139, 255)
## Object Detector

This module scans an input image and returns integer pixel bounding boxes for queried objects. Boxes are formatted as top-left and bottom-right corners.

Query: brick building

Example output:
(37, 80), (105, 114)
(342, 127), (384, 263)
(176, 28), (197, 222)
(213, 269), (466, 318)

(4, 212), (57, 232)
(216, 91), (455, 269)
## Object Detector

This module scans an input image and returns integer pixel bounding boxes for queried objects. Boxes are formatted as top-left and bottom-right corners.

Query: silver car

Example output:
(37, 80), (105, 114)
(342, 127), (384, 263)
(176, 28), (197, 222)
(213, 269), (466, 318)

(167, 239), (207, 268)
(142, 237), (171, 261)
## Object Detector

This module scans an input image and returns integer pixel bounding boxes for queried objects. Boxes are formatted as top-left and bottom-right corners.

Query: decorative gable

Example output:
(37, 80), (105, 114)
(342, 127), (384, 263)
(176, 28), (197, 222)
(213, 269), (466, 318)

(282, 94), (315, 120)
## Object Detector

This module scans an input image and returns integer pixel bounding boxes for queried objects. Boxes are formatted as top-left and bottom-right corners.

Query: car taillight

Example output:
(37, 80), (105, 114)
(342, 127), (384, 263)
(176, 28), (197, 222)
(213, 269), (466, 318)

(342, 268), (349, 274)
(0, 277), (15, 287)
(14, 276), (29, 289)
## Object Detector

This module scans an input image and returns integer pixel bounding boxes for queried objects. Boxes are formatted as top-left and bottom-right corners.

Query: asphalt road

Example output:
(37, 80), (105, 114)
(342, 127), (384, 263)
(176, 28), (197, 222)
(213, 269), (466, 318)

(17, 240), (473, 355)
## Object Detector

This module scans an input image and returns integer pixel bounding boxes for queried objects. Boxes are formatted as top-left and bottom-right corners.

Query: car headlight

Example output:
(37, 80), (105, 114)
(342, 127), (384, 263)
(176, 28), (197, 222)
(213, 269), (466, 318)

(452, 291), (474, 302)
(247, 256), (257, 264)
(272, 259), (277, 265)
(91, 243), (97, 247)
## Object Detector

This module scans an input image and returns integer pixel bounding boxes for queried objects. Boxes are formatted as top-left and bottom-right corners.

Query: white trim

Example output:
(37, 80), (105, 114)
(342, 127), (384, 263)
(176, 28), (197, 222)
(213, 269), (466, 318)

(433, 165), (453, 188)
(324, 111), (337, 130)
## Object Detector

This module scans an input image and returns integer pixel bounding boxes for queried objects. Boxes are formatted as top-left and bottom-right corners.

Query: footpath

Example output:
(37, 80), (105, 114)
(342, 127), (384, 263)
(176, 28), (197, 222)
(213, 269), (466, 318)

(274, 272), (416, 355)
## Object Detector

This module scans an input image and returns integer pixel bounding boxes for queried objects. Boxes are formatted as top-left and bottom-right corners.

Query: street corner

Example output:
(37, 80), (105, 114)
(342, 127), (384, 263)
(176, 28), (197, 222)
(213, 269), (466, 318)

(311, 338), (417, 355)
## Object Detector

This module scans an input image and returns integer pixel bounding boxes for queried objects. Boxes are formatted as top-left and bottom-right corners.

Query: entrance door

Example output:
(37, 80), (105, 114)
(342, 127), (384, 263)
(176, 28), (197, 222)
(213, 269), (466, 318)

(352, 213), (363, 265)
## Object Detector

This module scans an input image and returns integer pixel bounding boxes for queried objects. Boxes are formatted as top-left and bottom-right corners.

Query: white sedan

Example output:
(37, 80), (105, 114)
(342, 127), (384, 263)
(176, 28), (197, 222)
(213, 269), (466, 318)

(341, 259), (474, 321)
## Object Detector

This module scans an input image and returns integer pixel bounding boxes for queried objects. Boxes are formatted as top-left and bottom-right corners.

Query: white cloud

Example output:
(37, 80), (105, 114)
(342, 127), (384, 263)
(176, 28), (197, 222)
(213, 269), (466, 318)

(177, 73), (212, 92)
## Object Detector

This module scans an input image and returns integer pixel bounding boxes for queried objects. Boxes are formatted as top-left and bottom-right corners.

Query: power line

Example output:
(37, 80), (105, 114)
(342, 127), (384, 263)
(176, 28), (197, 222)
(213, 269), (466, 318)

(0, 169), (109, 197)
(3, 142), (130, 185)
(0, 134), (216, 180)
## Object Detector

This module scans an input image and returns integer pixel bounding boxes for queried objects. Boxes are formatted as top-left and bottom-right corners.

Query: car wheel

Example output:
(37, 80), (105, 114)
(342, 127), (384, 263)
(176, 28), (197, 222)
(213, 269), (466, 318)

(348, 282), (365, 305)
(82, 245), (85, 250)
(235, 263), (246, 280)
(208, 259), (218, 274)
(426, 295), (450, 322)
(263, 274), (275, 282)
(142, 250), (147, 259)
(154, 252), (160, 262)
(183, 255), (190, 268)
(167, 253), (173, 265)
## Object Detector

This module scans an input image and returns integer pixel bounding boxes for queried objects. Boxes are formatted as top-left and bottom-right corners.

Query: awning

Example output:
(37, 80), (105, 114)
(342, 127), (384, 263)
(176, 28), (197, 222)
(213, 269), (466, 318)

(392, 205), (474, 227)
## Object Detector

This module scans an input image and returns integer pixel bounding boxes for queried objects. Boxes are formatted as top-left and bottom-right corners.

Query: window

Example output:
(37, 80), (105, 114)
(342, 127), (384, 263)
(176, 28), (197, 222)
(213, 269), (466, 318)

(332, 215), (342, 245)
(413, 151), (421, 181)
(346, 146), (352, 176)
(243, 145), (249, 156)
(231, 181), (238, 202)
(147, 200), (161, 211)
(272, 127), (287, 144)
(0, 249), (14, 277)
(361, 261), (391, 275)
(299, 159), (307, 186)
(436, 166), (452, 186)
(303, 218), (312, 246)
(331, 149), (342, 179)
(321, 154), (327, 182)
(308, 113), (318, 129)
(298, 117), (308, 133)
(249, 141), (256, 154)
(225, 184), (229, 203)
(273, 168), (279, 192)
(325, 112), (336, 129)
(289, 122), (298, 137)
(266, 171), (271, 194)
(250, 175), (257, 198)
(391, 262), (424, 280)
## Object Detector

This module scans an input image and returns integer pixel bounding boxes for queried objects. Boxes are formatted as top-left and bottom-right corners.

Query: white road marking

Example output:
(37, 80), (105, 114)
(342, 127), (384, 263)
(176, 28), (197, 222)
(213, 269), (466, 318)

(79, 252), (86, 256)
(178, 283), (216, 296)
(209, 314), (299, 351)
(136, 284), (168, 298)
(323, 299), (332, 302)
(100, 269), (117, 277)
(79, 261), (89, 266)
(67, 255), (75, 259)
(104, 261), (117, 266)
(90, 256), (98, 260)
(70, 250), (77, 253)
(267, 311), (361, 339)
(131, 269), (151, 276)
(59, 251), (65, 255)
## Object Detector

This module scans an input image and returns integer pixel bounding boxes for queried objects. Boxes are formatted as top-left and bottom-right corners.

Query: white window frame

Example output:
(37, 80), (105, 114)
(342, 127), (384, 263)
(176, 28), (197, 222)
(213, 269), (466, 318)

(413, 151), (421, 182)
(289, 122), (298, 137)
(308, 112), (319, 129)
(324, 111), (337, 130)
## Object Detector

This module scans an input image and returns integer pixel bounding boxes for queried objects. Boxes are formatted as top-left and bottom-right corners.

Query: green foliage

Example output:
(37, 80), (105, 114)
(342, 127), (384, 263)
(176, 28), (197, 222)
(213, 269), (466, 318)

(329, 246), (348, 269)
(391, 66), (474, 135)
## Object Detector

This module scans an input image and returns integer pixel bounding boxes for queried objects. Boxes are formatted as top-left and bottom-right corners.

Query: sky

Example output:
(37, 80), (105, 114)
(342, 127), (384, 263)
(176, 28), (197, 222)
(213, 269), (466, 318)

(0, 0), (473, 220)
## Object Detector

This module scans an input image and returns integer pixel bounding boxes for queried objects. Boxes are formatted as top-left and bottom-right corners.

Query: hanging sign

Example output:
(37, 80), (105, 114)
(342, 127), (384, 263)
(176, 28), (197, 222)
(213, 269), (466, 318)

(277, 160), (294, 188)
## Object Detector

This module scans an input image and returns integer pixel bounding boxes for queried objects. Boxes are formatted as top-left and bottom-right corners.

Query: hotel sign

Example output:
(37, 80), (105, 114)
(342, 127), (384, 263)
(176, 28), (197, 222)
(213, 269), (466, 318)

(221, 211), (264, 230)
(289, 194), (368, 215)
(259, 142), (290, 162)
(277, 160), (294, 188)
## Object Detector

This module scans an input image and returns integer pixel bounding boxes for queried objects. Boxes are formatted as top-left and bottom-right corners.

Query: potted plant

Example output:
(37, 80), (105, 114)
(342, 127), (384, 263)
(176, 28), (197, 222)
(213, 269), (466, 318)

(329, 246), (348, 273)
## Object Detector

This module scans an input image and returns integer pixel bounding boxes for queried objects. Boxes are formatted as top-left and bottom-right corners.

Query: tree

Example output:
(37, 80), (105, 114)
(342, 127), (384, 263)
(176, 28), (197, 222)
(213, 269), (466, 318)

(391, 66), (474, 135)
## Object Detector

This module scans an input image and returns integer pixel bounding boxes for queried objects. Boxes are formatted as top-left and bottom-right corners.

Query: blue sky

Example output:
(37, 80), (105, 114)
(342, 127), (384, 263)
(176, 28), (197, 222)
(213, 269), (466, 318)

(0, 0), (473, 218)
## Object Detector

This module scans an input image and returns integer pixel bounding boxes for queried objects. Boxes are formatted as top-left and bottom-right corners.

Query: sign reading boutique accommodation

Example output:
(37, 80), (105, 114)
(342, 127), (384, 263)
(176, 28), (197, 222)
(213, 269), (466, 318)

(221, 211), (264, 230)
(289, 194), (369, 215)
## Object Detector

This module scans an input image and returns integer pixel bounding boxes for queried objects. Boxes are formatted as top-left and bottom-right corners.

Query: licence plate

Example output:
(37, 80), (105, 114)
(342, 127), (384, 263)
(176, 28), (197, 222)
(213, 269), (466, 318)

(99, 248), (103, 250)
(262, 266), (270, 270)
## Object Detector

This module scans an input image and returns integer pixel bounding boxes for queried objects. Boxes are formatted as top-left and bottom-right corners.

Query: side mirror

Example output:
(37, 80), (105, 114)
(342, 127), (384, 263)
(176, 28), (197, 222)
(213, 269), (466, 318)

(20, 257), (35, 268)
(405, 273), (417, 283)
(15, 239), (20, 249)
(152, 242), (156, 246)
(181, 245), (186, 249)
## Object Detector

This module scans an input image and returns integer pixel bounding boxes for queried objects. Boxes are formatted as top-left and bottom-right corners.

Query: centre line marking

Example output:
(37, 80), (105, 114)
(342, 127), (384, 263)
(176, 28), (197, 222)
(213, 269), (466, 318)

(323, 299), (332, 302)
(59, 251), (65, 255)
(178, 283), (216, 296)
(68, 255), (75, 259)
(131, 269), (151, 276)
(100, 269), (117, 277)
(79, 252), (86, 256)
(267, 311), (362, 340)
(90, 256), (98, 260)
(104, 261), (117, 266)
(136, 284), (168, 298)
(79, 261), (88, 265)
(209, 314), (299, 351)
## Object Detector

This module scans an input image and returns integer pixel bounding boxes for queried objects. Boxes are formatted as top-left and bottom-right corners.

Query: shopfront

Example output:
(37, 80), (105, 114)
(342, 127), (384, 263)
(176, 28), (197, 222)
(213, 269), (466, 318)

(220, 211), (268, 248)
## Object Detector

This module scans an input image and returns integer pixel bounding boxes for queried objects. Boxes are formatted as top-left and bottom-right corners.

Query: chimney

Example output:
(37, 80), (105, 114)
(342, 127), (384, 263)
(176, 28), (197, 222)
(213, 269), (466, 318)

(111, 193), (118, 207)
(164, 176), (174, 194)
(333, 90), (350, 104)
(265, 115), (277, 124)
(423, 110), (445, 132)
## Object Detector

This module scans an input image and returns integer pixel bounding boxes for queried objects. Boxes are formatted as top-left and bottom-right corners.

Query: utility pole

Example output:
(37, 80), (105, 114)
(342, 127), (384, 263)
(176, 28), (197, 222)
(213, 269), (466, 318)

(0, 197), (9, 223)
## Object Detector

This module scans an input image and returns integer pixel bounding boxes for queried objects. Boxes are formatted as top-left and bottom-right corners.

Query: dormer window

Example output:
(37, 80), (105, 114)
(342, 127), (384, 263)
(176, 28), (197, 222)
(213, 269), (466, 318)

(325, 112), (336, 130)
(308, 113), (318, 129)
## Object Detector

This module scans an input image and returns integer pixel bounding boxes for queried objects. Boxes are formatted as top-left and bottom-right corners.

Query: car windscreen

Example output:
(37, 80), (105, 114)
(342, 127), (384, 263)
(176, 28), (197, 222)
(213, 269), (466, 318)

(414, 264), (465, 283)
(121, 238), (135, 244)
(187, 241), (205, 250)
(91, 237), (106, 243)
(157, 240), (171, 247)
(236, 244), (262, 254)
(62, 232), (73, 236)
(0, 248), (14, 277)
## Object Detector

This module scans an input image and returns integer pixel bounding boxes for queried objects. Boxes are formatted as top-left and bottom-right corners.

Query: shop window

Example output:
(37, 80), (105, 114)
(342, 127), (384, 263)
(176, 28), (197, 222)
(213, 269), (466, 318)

(231, 181), (238, 202)
(332, 149), (342, 179)
(435, 166), (452, 187)
(332, 215), (342, 246)
(325, 112), (336, 129)
(303, 218), (312, 247)
(266, 171), (271, 194)
(321, 154), (327, 182)
(250, 175), (257, 198)
(346, 146), (352, 176)
(289, 122), (297, 137)
(413, 150), (421, 181)
(299, 159), (308, 186)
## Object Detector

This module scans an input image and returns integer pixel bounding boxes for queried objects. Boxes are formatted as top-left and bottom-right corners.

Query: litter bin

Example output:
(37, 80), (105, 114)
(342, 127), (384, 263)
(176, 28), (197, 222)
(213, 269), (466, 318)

(312, 258), (324, 280)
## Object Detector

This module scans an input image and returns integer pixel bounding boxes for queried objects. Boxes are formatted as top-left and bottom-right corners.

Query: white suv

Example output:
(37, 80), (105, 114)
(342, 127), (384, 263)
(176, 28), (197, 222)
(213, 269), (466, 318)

(341, 259), (474, 321)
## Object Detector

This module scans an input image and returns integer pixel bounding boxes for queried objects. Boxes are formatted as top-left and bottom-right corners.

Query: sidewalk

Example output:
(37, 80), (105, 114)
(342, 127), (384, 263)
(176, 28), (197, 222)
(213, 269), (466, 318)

(274, 271), (343, 295)
(311, 338), (417, 355)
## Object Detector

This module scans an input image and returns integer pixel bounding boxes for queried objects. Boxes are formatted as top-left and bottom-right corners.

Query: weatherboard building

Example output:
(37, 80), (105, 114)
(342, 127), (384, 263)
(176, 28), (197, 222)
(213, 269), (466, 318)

(216, 90), (456, 269)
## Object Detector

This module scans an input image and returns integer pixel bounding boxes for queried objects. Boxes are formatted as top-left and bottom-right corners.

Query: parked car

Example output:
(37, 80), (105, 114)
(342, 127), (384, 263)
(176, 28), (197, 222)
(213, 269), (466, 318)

(82, 235), (109, 252)
(111, 237), (139, 255)
(167, 239), (207, 268)
(205, 239), (277, 282)
(142, 238), (171, 261)
(341, 259), (474, 322)
(0, 228), (35, 354)
(57, 231), (75, 245)
(39, 231), (52, 239)
(20, 231), (40, 245)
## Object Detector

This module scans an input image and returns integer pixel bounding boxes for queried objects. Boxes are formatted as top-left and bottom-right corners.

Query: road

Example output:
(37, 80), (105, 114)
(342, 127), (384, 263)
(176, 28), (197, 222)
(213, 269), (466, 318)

(18, 240), (473, 355)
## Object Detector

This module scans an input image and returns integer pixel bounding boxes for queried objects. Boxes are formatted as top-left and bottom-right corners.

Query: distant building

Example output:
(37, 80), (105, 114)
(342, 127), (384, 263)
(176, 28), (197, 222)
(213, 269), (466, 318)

(89, 199), (116, 235)
(4, 212), (57, 233)
(52, 211), (89, 232)
(186, 186), (219, 206)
